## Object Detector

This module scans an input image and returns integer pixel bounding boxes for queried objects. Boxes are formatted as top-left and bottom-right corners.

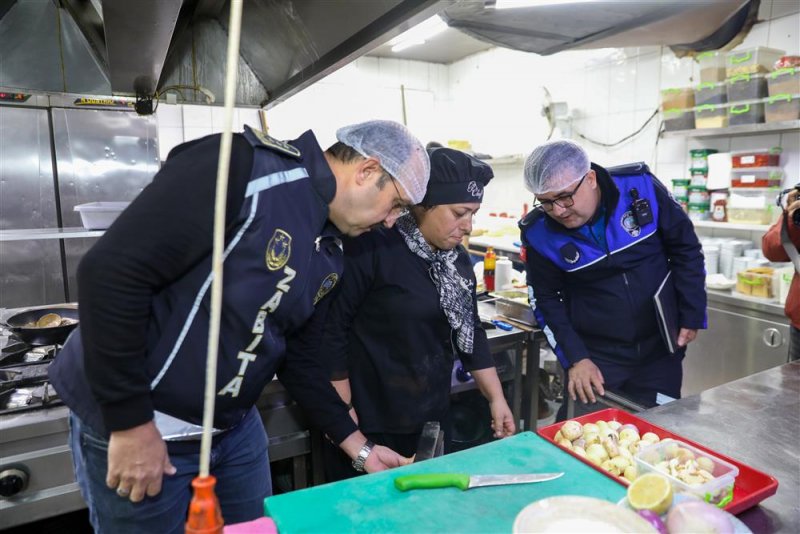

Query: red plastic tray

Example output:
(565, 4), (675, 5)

(537, 408), (778, 514)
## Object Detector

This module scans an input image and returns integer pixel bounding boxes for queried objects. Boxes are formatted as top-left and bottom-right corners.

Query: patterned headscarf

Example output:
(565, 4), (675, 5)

(395, 213), (475, 353)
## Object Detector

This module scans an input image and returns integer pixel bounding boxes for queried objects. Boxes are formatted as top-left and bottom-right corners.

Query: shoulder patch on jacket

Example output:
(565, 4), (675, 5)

(250, 128), (301, 159)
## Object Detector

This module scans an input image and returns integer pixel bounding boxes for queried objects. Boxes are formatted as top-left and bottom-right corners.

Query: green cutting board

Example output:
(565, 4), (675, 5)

(264, 432), (626, 533)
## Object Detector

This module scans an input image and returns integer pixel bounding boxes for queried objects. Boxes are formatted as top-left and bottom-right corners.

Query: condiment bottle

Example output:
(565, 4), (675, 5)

(484, 247), (496, 291)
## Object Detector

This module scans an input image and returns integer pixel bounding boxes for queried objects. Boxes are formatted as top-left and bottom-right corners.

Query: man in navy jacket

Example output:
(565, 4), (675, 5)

(519, 140), (706, 420)
(49, 120), (429, 533)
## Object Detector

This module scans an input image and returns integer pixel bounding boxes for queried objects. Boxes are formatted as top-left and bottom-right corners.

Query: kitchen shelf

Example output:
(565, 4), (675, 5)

(0, 227), (104, 242)
(661, 120), (800, 138)
(692, 220), (771, 231)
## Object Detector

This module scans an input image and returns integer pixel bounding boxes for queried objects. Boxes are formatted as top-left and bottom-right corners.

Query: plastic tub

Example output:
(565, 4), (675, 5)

(671, 179), (690, 197)
(689, 148), (718, 169)
(74, 201), (130, 230)
(695, 81), (728, 106)
(728, 187), (779, 224)
(765, 93), (800, 122)
(775, 56), (800, 69)
(728, 100), (765, 126)
(662, 108), (695, 131)
(731, 148), (781, 168)
(695, 104), (728, 128)
(688, 202), (710, 221)
(726, 46), (785, 76)
(736, 267), (775, 299)
(696, 51), (726, 83)
(660, 87), (695, 111)
(688, 186), (710, 204)
(635, 439), (739, 506)
(730, 167), (784, 188)
(690, 169), (708, 186)
(727, 73), (768, 102)
(767, 67), (800, 96)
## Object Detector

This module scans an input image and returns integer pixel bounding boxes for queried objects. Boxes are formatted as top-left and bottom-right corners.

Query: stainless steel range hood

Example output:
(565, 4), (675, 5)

(0, 0), (444, 108)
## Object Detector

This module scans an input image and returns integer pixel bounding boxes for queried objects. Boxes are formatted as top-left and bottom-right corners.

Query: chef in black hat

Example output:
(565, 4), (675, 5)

(316, 147), (515, 481)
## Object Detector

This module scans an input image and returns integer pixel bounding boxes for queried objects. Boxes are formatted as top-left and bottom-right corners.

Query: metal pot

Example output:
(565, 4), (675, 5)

(3, 307), (79, 346)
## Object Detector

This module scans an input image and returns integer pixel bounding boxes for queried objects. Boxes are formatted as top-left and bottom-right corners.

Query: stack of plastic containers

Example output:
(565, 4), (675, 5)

(765, 55), (800, 123)
(685, 149), (716, 220)
(661, 87), (695, 131)
(671, 178), (689, 211)
(727, 147), (782, 224)
(693, 52), (728, 129)
(722, 47), (786, 127)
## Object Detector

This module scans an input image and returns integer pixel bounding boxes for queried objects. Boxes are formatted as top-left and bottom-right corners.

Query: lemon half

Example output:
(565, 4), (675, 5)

(627, 473), (673, 515)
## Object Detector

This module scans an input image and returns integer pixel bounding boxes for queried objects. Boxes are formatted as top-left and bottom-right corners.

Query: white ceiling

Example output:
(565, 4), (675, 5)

(366, 27), (495, 64)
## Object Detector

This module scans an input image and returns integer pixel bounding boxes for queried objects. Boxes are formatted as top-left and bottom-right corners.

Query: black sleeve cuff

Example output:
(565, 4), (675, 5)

(100, 394), (154, 432)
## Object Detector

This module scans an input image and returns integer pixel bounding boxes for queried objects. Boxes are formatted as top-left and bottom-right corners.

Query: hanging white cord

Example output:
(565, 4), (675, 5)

(199, 0), (244, 478)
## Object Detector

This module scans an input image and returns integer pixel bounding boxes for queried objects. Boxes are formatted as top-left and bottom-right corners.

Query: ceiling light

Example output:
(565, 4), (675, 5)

(493, 0), (597, 9)
(389, 15), (447, 52)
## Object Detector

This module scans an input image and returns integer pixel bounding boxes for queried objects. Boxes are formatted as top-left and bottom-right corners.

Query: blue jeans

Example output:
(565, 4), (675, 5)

(69, 407), (271, 534)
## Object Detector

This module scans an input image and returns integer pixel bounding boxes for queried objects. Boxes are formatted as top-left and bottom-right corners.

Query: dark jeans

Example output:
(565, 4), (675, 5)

(69, 408), (271, 534)
(790, 326), (800, 362)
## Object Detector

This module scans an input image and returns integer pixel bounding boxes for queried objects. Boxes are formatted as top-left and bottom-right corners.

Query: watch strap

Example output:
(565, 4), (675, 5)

(351, 439), (374, 472)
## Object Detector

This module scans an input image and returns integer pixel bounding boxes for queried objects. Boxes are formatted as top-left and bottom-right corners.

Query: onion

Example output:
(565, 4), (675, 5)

(637, 510), (667, 534)
(666, 500), (734, 534)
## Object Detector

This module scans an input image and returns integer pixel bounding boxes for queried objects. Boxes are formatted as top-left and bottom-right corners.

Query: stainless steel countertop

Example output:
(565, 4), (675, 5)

(707, 289), (786, 318)
(640, 361), (800, 533)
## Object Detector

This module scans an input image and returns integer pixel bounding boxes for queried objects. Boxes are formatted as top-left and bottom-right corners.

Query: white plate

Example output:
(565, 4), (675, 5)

(513, 496), (658, 533)
(617, 494), (752, 533)
(707, 281), (736, 290)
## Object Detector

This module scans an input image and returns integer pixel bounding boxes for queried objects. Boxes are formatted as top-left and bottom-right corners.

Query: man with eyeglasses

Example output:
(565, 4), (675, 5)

(518, 140), (706, 421)
(49, 120), (429, 532)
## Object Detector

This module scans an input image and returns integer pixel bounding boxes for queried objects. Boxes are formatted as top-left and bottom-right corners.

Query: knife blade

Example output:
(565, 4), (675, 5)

(394, 472), (564, 491)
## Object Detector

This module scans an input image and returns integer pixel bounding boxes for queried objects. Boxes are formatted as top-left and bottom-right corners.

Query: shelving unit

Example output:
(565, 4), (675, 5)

(0, 227), (104, 242)
(661, 120), (800, 138)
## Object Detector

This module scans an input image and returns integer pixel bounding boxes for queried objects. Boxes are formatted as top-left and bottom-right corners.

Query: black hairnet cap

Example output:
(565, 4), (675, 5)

(422, 147), (494, 206)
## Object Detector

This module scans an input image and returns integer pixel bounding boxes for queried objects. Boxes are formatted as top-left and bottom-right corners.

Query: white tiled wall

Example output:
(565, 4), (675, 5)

(154, 103), (262, 161)
(155, 4), (799, 224)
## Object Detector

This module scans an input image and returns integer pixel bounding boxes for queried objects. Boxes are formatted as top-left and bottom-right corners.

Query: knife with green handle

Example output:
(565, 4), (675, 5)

(394, 472), (564, 491)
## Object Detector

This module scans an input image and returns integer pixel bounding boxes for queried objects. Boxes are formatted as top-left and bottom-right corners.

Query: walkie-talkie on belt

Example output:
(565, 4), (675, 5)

(630, 188), (653, 226)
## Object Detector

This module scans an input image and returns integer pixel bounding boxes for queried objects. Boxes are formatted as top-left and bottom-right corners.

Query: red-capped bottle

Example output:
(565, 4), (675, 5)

(484, 247), (496, 291)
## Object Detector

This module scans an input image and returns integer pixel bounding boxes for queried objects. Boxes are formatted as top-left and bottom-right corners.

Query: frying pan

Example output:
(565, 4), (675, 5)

(2, 307), (79, 346)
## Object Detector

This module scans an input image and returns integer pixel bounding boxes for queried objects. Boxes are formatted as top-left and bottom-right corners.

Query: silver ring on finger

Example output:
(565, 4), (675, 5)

(116, 486), (131, 498)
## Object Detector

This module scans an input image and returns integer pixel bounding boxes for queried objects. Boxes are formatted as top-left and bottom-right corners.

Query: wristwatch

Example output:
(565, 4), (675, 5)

(351, 439), (374, 472)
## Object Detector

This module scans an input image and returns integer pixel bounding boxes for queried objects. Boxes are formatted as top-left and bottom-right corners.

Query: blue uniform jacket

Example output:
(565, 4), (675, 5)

(519, 162), (706, 369)
(50, 127), (347, 439)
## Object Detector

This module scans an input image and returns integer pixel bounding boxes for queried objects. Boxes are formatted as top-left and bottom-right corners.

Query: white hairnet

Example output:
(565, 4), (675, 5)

(523, 139), (590, 195)
(336, 120), (430, 204)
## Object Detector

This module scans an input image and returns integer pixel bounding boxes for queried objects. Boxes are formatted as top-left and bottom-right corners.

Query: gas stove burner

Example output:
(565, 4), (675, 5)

(0, 344), (57, 368)
(0, 383), (61, 413)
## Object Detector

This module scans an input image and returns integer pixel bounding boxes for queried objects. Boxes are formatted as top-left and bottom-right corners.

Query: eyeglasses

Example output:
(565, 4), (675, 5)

(388, 175), (411, 217)
(534, 173), (588, 211)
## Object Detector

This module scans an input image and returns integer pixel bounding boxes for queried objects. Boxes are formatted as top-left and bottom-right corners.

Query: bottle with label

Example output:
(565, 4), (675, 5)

(484, 247), (496, 291)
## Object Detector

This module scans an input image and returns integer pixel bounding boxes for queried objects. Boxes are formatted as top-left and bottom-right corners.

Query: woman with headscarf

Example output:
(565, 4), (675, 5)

(319, 147), (515, 481)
